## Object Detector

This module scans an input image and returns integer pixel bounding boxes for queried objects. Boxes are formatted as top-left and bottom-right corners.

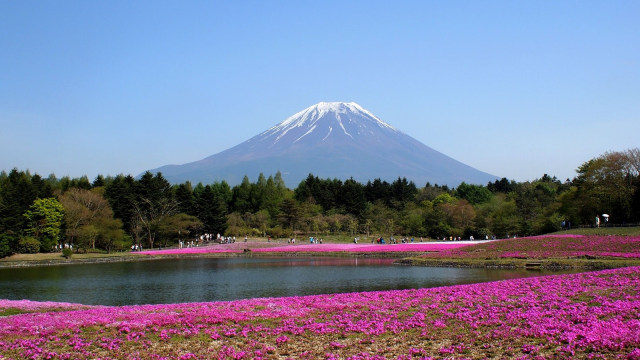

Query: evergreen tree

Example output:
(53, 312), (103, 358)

(231, 175), (253, 214)
(104, 174), (137, 233)
(196, 185), (228, 235)
(92, 175), (106, 188)
(0, 169), (37, 236)
(132, 172), (177, 249)
(340, 178), (366, 218)
(175, 182), (196, 215)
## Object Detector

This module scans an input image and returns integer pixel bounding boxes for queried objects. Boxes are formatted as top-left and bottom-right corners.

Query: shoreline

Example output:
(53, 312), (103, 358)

(3, 249), (640, 270)
(396, 256), (640, 270)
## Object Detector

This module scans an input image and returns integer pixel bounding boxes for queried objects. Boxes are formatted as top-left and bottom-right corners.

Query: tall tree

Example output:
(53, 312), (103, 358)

(23, 197), (65, 252)
(104, 174), (137, 233)
(0, 169), (45, 236)
(59, 188), (119, 250)
(279, 198), (300, 231)
(231, 175), (253, 214)
(132, 172), (177, 249)
(196, 185), (227, 235)
(572, 150), (637, 223)
(340, 178), (366, 218)
(157, 213), (203, 248)
(456, 182), (492, 205)
(175, 182), (196, 215)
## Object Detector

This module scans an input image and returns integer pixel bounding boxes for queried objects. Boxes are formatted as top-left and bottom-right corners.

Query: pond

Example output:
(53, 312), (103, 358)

(0, 257), (577, 306)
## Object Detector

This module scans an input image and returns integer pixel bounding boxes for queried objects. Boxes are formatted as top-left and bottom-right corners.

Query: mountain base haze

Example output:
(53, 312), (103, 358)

(147, 102), (498, 187)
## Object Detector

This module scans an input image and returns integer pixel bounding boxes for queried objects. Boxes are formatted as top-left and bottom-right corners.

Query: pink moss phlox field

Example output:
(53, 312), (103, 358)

(2, 268), (640, 359)
(251, 243), (471, 253)
(138, 242), (471, 255)
(421, 235), (640, 260)
(138, 247), (239, 255)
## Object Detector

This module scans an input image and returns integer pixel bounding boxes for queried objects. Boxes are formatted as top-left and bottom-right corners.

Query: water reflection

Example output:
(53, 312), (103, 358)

(0, 257), (578, 306)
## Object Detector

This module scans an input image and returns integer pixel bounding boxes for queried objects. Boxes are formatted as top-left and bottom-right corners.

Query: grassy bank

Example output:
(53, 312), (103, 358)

(402, 233), (640, 270)
(551, 226), (640, 236)
(0, 251), (141, 268)
(399, 256), (640, 270)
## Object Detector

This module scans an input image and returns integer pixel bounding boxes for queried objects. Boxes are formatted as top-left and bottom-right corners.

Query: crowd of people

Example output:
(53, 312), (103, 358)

(177, 233), (236, 249)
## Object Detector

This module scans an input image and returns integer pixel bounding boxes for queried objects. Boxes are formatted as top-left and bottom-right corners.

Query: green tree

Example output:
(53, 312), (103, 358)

(279, 198), (300, 231)
(400, 204), (426, 236)
(339, 178), (366, 218)
(572, 150), (638, 224)
(489, 197), (520, 237)
(174, 182), (196, 216)
(157, 213), (203, 248)
(456, 182), (492, 205)
(0, 234), (13, 258)
(231, 175), (253, 214)
(104, 174), (137, 233)
(0, 169), (51, 239)
(59, 188), (115, 250)
(23, 197), (65, 252)
(95, 218), (127, 253)
(132, 172), (178, 249)
(92, 175), (106, 188)
(390, 177), (417, 209)
(196, 185), (227, 235)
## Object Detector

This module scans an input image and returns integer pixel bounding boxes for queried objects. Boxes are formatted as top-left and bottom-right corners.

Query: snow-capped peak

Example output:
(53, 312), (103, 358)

(260, 102), (398, 145)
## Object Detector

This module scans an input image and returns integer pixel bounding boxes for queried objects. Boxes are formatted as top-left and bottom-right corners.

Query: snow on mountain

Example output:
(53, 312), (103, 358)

(245, 102), (399, 152)
(146, 102), (498, 187)
(261, 102), (397, 146)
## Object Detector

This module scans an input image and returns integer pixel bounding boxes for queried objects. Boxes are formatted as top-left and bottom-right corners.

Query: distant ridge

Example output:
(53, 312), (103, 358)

(146, 102), (498, 187)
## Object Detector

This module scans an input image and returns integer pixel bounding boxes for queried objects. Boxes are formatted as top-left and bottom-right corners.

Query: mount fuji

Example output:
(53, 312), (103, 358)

(147, 102), (498, 187)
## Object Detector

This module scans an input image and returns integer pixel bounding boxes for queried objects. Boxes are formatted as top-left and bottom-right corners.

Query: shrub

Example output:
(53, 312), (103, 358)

(0, 234), (15, 258)
(40, 237), (58, 253)
(62, 247), (73, 259)
(17, 237), (40, 254)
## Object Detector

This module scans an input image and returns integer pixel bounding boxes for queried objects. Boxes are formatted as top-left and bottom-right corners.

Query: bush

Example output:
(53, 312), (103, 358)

(268, 226), (286, 239)
(62, 248), (73, 259)
(0, 234), (15, 258)
(17, 237), (40, 254)
(40, 237), (58, 253)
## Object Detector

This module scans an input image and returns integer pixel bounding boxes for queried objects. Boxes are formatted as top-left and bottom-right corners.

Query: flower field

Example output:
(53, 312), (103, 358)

(138, 242), (472, 256)
(2, 267), (640, 359)
(251, 243), (470, 253)
(420, 235), (640, 260)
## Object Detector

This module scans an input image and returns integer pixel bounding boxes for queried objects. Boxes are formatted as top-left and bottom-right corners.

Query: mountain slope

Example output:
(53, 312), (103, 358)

(147, 102), (498, 187)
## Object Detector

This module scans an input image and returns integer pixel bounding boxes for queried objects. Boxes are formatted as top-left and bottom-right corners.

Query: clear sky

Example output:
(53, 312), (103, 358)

(1, 1), (638, 184)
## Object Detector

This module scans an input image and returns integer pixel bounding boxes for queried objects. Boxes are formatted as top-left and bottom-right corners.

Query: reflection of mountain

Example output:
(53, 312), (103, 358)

(147, 102), (498, 186)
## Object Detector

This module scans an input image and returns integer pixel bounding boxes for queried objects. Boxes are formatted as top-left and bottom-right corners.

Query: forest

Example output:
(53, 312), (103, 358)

(1, 148), (639, 257)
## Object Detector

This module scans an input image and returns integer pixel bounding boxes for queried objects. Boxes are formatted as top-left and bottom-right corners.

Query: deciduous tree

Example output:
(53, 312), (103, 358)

(23, 197), (64, 252)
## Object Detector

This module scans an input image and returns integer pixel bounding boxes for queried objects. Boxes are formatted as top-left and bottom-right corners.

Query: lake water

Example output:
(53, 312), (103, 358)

(0, 257), (576, 306)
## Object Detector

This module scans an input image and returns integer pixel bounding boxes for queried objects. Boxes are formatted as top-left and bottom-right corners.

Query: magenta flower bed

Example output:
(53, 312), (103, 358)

(138, 242), (471, 256)
(422, 235), (640, 260)
(138, 247), (239, 255)
(2, 267), (640, 359)
(252, 243), (471, 253)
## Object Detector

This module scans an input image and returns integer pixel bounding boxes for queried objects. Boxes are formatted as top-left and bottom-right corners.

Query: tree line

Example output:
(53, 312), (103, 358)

(1, 148), (639, 257)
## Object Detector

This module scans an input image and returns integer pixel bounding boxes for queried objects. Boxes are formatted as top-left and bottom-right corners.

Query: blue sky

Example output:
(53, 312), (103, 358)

(1, 1), (638, 185)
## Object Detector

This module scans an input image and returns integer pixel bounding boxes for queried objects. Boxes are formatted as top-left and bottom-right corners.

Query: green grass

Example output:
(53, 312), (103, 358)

(0, 308), (24, 317)
(400, 257), (640, 269)
(550, 226), (640, 236)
